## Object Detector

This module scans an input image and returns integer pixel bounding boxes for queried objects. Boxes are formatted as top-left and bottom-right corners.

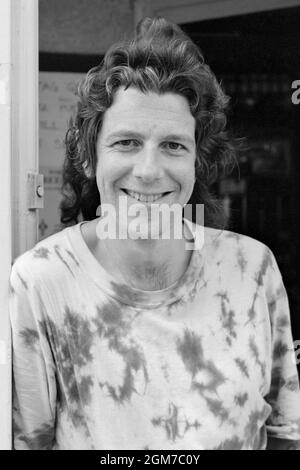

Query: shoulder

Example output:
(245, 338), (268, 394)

(202, 225), (284, 296)
(11, 225), (80, 289)
(188, 221), (280, 279)
(190, 222), (271, 261)
(208, 226), (267, 251)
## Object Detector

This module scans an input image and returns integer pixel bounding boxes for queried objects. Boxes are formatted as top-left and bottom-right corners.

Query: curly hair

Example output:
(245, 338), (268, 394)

(60, 17), (237, 227)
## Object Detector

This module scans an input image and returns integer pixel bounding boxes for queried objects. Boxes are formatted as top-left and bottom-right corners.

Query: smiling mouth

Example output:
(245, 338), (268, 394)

(121, 189), (172, 203)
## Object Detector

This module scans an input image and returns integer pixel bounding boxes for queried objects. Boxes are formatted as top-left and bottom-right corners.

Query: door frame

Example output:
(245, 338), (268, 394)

(0, 0), (39, 450)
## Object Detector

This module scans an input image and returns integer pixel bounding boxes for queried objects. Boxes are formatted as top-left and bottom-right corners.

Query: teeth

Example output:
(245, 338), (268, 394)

(126, 190), (164, 202)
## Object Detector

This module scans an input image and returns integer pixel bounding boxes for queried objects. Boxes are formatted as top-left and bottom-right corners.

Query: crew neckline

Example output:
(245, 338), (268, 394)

(66, 218), (205, 309)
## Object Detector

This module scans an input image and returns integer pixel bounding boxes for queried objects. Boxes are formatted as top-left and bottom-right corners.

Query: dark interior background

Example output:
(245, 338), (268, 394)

(182, 6), (300, 373)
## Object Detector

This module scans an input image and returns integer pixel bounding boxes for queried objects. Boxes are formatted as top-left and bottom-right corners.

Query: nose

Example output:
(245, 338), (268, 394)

(132, 145), (164, 182)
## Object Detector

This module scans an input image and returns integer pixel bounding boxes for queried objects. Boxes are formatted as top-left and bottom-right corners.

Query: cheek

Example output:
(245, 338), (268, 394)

(96, 158), (127, 196)
(95, 161), (110, 201)
(179, 165), (196, 205)
(95, 161), (104, 189)
(181, 164), (196, 190)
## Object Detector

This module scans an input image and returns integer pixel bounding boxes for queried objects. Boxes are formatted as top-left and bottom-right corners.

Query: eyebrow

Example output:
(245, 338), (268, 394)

(164, 134), (195, 147)
(106, 131), (195, 147)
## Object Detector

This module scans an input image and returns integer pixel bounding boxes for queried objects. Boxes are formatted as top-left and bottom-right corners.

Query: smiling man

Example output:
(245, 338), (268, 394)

(83, 87), (197, 291)
(9, 17), (300, 450)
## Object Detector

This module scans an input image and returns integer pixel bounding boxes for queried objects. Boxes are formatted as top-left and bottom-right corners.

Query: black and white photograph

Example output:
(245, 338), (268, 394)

(1, 0), (300, 452)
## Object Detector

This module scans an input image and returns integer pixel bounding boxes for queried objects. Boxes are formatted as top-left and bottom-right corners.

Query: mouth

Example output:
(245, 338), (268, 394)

(120, 189), (173, 203)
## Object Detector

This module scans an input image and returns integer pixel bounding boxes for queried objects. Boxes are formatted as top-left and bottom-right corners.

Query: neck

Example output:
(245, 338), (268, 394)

(92, 222), (192, 290)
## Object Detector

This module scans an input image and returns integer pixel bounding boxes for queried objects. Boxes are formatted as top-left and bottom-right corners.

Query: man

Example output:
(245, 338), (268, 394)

(10, 17), (300, 450)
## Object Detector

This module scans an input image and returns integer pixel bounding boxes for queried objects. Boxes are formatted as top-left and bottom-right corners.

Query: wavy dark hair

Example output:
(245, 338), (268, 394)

(60, 17), (237, 227)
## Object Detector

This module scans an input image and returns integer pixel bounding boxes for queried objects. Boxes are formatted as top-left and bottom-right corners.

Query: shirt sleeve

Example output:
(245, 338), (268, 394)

(9, 258), (57, 450)
(264, 249), (300, 441)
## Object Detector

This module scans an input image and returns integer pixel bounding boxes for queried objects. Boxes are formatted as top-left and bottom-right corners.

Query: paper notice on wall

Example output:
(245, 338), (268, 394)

(39, 72), (85, 241)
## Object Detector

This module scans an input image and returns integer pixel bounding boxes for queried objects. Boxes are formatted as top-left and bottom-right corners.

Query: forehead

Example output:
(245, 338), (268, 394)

(100, 87), (195, 137)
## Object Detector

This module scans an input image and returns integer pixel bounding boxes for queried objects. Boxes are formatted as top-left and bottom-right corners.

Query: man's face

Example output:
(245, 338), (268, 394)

(95, 86), (196, 239)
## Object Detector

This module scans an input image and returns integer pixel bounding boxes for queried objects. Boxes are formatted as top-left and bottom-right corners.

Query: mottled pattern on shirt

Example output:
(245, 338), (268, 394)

(94, 301), (149, 403)
(9, 223), (300, 449)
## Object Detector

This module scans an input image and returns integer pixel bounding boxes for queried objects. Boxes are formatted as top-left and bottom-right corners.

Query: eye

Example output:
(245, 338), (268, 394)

(113, 139), (139, 149)
(163, 141), (186, 152)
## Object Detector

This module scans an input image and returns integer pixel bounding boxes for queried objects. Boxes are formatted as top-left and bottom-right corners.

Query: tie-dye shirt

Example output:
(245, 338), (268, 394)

(9, 220), (300, 450)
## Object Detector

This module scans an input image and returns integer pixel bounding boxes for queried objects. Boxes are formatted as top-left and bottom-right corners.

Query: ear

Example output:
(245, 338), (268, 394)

(82, 160), (93, 179)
